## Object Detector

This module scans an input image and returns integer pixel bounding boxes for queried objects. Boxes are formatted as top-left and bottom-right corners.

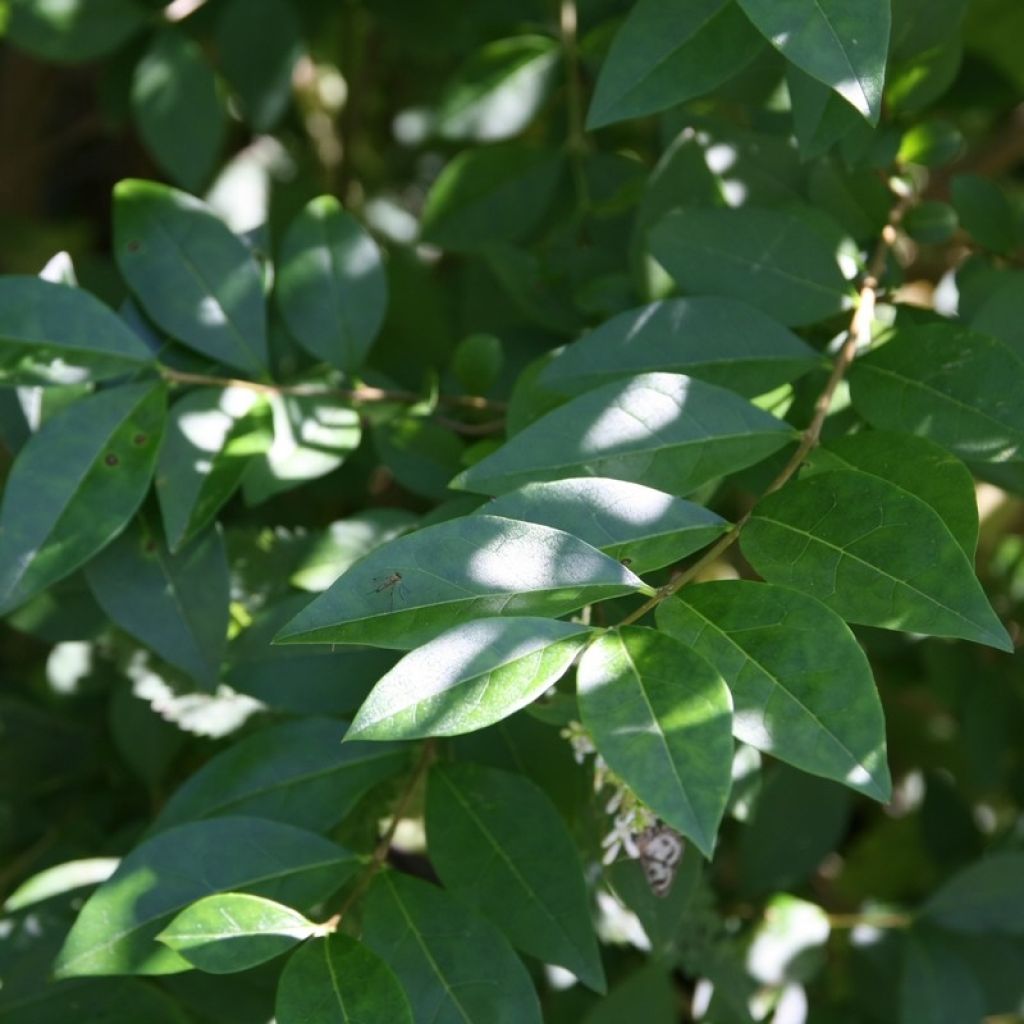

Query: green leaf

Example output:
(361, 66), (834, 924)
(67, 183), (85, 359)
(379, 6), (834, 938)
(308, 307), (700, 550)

(452, 333), (503, 393)
(3, 857), (118, 912)
(151, 717), (409, 833)
(374, 417), (466, 502)
(584, 965), (678, 1024)
(539, 298), (821, 398)
(157, 893), (318, 974)
(54, 816), (358, 977)
(577, 627), (733, 857)
(362, 871), (542, 1024)
(85, 518), (229, 688)
(922, 853), (1024, 934)
(586, 0), (765, 129)
(903, 201), (959, 244)
(484, 477), (728, 574)
(650, 206), (852, 327)
(657, 580), (890, 800)
(216, 0), (302, 132)
(420, 143), (563, 252)
(737, 0), (890, 122)
(808, 431), (979, 557)
(741, 470), (1012, 651)
(434, 36), (559, 141)
(132, 30), (228, 192)
(426, 762), (605, 991)
(290, 509), (418, 592)
(971, 274), (1024, 361)
(900, 928), (986, 1024)
(849, 324), (1024, 464)
(276, 933), (413, 1024)
(274, 515), (648, 649)
(6, 0), (147, 62)
(0, 277), (154, 385)
(950, 174), (1016, 254)
(452, 373), (793, 497)
(787, 66), (864, 159)
(0, 382), (166, 614)
(347, 617), (592, 740)
(241, 391), (361, 504)
(156, 386), (270, 553)
(113, 179), (268, 376)
(276, 196), (388, 372)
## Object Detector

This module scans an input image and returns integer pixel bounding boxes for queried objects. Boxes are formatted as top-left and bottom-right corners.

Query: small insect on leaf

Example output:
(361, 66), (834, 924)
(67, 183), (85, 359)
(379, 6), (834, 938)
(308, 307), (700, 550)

(374, 572), (403, 593)
(635, 822), (685, 898)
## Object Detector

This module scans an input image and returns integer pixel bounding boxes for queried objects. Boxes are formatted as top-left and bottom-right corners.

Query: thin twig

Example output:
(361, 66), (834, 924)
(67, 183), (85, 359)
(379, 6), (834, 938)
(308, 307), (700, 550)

(323, 739), (437, 930)
(559, 0), (591, 215)
(826, 911), (912, 929)
(157, 366), (507, 414)
(617, 195), (912, 628)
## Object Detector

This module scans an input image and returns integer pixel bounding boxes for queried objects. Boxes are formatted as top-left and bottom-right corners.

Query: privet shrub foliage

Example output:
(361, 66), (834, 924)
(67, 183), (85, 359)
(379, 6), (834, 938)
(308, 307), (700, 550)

(1, 0), (1023, 1020)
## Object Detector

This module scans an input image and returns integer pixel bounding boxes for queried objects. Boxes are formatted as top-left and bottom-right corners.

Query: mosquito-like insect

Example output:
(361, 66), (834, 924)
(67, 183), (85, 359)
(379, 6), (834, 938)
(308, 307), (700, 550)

(371, 572), (405, 611)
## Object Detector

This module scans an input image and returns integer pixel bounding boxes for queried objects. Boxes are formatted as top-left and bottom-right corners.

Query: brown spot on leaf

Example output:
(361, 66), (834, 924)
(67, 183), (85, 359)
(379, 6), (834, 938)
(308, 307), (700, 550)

(133, 433), (148, 445)
(104, 453), (119, 467)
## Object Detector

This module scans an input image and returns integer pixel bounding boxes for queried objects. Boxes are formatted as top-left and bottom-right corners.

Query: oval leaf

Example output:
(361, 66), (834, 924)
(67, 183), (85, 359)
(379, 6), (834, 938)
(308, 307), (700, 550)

(587, 0), (764, 129)
(922, 852), (1024, 934)
(362, 872), (542, 1024)
(114, 179), (268, 376)
(85, 518), (230, 688)
(276, 933), (413, 1024)
(577, 627), (734, 857)
(274, 516), (648, 649)
(484, 477), (728, 574)
(348, 617), (592, 740)
(0, 382), (166, 614)
(649, 207), (852, 327)
(152, 717), (409, 833)
(0, 277), (154, 386)
(737, 0), (890, 122)
(741, 470), (1012, 651)
(849, 324), (1024, 465)
(132, 30), (227, 191)
(539, 297), (820, 398)
(54, 817), (357, 977)
(6, 0), (148, 62)
(276, 196), (388, 372)
(156, 386), (270, 552)
(427, 761), (605, 991)
(157, 893), (318, 974)
(657, 581), (891, 801)
(451, 373), (794, 497)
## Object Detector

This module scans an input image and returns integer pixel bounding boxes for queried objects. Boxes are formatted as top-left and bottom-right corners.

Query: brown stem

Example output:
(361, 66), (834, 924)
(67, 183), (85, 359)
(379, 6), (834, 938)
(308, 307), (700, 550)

(617, 195), (911, 628)
(157, 366), (507, 414)
(559, 0), (591, 215)
(323, 739), (436, 931)
(826, 911), (912, 929)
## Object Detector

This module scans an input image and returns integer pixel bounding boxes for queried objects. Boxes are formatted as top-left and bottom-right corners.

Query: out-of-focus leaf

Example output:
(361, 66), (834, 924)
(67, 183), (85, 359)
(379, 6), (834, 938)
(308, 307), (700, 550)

(587, 0), (764, 129)
(922, 853), (1024, 934)
(658, 581), (890, 800)
(275, 515), (648, 648)
(484, 477), (728, 573)
(347, 617), (592, 739)
(157, 893), (318, 974)
(374, 417), (466, 501)
(971, 273), (1024, 361)
(849, 324), (1024, 465)
(151, 717), (409, 833)
(217, 0), (302, 132)
(0, 382), (165, 614)
(540, 298), (820, 397)
(583, 964), (677, 1024)
(452, 373), (793, 497)
(741, 470), (1012, 651)
(426, 762), (605, 991)
(434, 36), (559, 141)
(114, 180), (267, 375)
(276, 196), (388, 372)
(362, 872), (542, 1024)
(276, 933), (413, 1024)
(6, 0), (147, 62)
(420, 144), (564, 252)
(4, 858), (119, 912)
(577, 627), (733, 857)
(54, 817), (358, 977)
(0, 277), (154, 386)
(649, 206), (852, 326)
(950, 174), (1016, 254)
(86, 518), (230, 688)
(132, 30), (227, 192)
(900, 928), (986, 1024)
